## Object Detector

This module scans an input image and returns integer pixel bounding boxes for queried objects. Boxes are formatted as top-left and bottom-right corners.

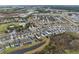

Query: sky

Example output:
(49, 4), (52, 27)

(0, 0), (79, 5)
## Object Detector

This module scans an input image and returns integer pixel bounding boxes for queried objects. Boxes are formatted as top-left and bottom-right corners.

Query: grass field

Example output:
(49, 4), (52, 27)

(0, 22), (19, 34)
(65, 50), (79, 54)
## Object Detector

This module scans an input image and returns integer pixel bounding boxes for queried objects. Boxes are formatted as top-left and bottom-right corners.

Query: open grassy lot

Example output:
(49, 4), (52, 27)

(0, 22), (19, 34)
(65, 50), (79, 54)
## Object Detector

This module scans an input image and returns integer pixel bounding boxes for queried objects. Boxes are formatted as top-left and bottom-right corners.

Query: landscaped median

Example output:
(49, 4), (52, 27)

(2, 37), (50, 54)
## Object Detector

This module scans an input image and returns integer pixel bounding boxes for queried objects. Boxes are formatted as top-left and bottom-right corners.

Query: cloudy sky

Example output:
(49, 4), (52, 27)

(0, 0), (79, 5)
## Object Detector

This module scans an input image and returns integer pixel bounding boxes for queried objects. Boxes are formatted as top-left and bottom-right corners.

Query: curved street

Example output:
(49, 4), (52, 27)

(9, 37), (49, 54)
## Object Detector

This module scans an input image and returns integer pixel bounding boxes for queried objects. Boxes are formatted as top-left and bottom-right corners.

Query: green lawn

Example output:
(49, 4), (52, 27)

(0, 22), (19, 33)
(3, 47), (16, 54)
(65, 50), (79, 54)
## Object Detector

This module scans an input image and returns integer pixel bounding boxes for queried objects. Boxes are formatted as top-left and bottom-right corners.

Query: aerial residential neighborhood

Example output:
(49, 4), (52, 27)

(0, 5), (79, 54)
